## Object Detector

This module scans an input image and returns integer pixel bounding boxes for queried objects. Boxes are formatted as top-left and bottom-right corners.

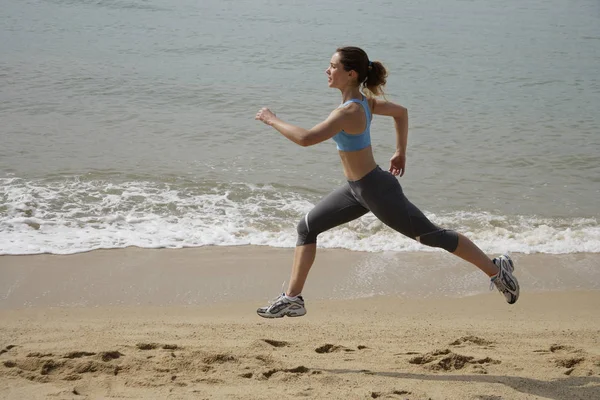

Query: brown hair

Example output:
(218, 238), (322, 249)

(336, 46), (387, 97)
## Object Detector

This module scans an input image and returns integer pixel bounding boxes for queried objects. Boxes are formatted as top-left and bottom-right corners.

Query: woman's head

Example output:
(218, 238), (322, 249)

(326, 46), (387, 96)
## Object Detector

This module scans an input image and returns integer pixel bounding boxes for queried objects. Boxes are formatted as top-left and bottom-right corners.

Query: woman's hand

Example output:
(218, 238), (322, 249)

(255, 107), (277, 126)
(389, 151), (406, 177)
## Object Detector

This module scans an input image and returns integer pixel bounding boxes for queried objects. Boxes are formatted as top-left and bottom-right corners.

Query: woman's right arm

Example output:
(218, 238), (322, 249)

(256, 107), (347, 147)
(371, 99), (409, 176)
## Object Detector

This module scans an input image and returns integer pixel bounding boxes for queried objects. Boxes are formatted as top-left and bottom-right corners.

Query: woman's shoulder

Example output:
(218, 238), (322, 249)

(338, 100), (363, 112)
(369, 98), (407, 117)
(335, 101), (366, 122)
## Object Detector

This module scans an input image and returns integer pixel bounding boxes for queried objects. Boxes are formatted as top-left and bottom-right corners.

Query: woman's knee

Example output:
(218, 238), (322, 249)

(417, 229), (459, 252)
(296, 215), (318, 246)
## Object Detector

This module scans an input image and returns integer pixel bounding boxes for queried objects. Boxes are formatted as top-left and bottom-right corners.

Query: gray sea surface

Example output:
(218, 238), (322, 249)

(1, 0), (599, 255)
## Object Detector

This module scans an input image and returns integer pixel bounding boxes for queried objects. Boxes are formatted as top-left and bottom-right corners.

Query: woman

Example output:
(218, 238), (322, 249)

(255, 46), (519, 318)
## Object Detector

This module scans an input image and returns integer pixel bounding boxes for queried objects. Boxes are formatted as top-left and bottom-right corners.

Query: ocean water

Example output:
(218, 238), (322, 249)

(1, 0), (599, 255)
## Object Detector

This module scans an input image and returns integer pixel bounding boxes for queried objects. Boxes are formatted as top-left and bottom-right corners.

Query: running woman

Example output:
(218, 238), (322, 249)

(255, 46), (519, 318)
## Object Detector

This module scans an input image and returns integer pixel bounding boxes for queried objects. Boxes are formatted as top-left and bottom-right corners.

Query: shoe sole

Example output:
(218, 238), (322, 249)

(257, 311), (306, 318)
(499, 254), (519, 304)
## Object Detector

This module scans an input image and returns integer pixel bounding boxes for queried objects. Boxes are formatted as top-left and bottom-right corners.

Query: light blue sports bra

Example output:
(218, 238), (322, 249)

(332, 96), (372, 152)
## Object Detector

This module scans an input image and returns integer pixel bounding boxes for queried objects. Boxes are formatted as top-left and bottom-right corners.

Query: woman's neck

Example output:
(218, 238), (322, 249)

(340, 86), (362, 103)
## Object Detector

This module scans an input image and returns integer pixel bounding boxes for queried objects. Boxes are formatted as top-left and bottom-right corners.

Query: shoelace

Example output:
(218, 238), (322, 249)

(490, 278), (508, 293)
(266, 281), (287, 305)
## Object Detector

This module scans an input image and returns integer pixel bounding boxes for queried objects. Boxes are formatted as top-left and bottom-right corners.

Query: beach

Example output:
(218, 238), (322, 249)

(2, 0), (599, 398)
(1, 247), (599, 399)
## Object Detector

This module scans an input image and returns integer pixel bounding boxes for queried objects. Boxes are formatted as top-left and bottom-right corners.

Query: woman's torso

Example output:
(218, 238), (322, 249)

(334, 96), (378, 181)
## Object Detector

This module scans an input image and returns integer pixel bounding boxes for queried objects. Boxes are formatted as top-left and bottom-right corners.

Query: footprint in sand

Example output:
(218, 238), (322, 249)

(136, 343), (179, 351)
(202, 353), (236, 364)
(394, 351), (420, 356)
(449, 335), (494, 347)
(99, 351), (123, 361)
(315, 344), (355, 354)
(534, 344), (595, 376)
(370, 390), (412, 399)
(409, 349), (500, 373)
(27, 352), (54, 358)
(549, 344), (576, 353)
(63, 351), (96, 359)
(556, 357), (585, 369)
(533, 344), (577, 354)
(255, 354), (274, 365)
(262, 365), (310, 379)
(2, 348), (125, 384)
(0, 345), (17, 356)
(136, 343), (158, 350)
(192, 377), (223, 384)
(408, 349), (451, 365)
(262, 339), (289, 348)
(556, 356), (587, 376)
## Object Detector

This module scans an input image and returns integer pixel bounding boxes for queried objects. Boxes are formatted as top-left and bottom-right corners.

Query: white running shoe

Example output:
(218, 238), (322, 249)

(491, 254), (520, 304)
(257, 293), (307, 318)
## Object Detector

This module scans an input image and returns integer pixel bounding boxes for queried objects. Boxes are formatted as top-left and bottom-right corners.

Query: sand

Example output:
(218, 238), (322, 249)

(1, 247), (599, 399)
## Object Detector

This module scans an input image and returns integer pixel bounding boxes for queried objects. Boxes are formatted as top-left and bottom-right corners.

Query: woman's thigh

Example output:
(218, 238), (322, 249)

(362, 179), (439, 239)
(297, 184), (370, 245)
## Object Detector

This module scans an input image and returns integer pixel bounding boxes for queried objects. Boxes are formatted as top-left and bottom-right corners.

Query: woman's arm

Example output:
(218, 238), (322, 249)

(255, 107), (346, 147)
(370, 99), (409, 176)
(371, 99), (408, 154)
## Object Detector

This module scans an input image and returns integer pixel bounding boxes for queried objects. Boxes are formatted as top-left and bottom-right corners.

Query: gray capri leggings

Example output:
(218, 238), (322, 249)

(296, 166), (459, 252)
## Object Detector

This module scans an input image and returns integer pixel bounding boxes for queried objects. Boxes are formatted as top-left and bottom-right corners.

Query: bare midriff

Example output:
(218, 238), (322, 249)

(339, 146), (378, 181)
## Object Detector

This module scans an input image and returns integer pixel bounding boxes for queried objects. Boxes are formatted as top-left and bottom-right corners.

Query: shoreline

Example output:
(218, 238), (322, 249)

(1, 246), (599, 309)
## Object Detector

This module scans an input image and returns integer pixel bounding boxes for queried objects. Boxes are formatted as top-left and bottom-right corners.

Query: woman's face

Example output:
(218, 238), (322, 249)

(326, 52), (355, 89)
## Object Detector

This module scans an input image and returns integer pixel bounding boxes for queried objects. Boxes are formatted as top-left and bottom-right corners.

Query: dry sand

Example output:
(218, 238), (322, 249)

(1, 247), (599, 399)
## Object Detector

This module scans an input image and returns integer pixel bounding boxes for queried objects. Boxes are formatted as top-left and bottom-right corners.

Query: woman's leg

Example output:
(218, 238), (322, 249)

(360, 172), (518, 303)
(452, 233), (498, 276)
(257, 184), (369, 318)
(286, 244), (316, 297)
(358, 172), (499, 276)
(371, 194), (499, 276)
(286, 184), (369, 296)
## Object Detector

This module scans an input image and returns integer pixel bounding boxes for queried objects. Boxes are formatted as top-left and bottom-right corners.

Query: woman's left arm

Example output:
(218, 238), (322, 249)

(255, 107), (345, 147)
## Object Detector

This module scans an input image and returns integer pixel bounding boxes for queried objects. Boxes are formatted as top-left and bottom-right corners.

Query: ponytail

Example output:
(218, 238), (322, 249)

(363, 60), (387, 97)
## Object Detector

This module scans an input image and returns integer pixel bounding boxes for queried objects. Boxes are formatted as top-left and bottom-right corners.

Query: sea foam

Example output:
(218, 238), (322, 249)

(1, 177), (598, 255)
